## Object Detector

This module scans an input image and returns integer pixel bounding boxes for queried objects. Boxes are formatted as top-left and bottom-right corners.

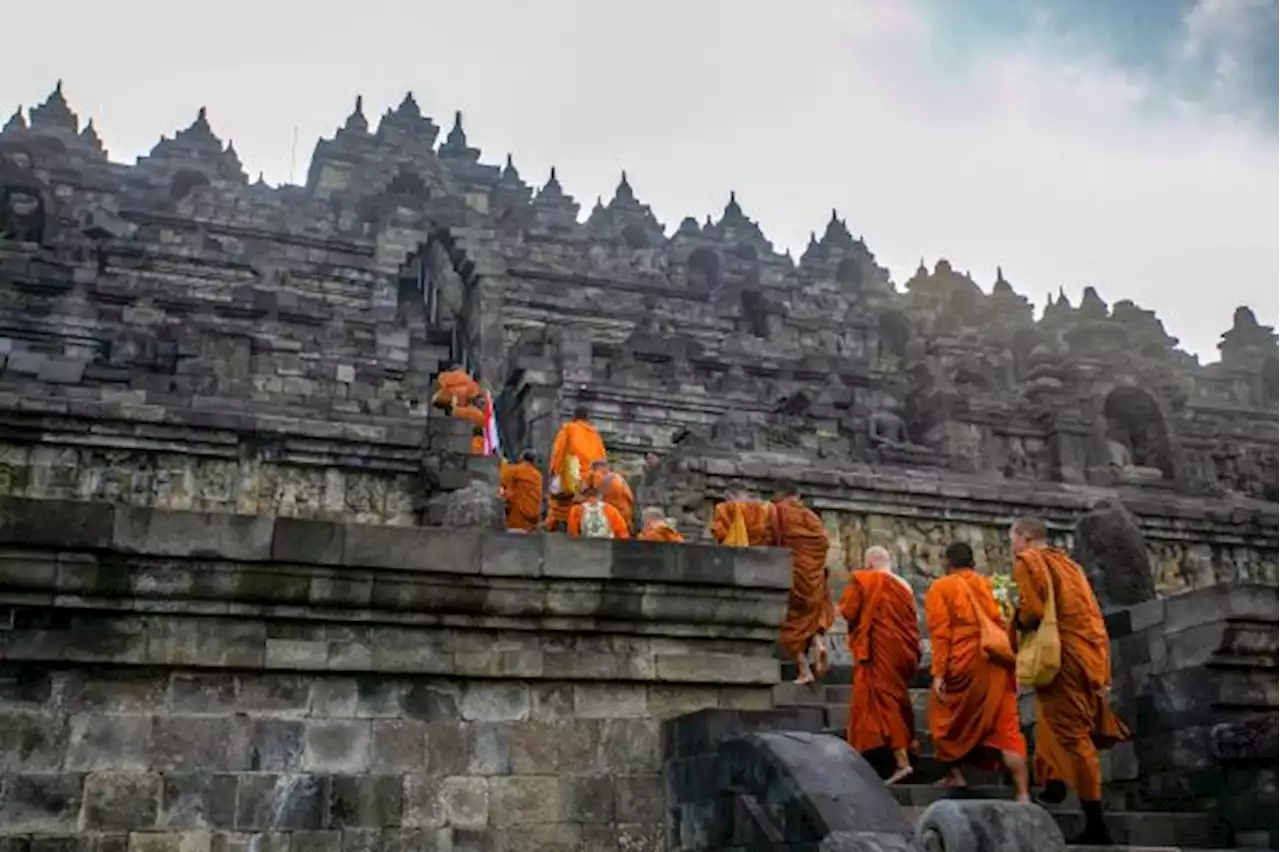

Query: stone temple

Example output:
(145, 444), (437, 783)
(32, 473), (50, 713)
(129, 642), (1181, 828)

(0, 83), (1276, 851)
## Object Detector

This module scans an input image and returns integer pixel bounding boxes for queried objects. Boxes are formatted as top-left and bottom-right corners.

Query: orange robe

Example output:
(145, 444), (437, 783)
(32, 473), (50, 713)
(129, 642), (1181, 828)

(545, 492), (574, 533)
(709, 501), (776, 546)
(586, 469), (635, 532)
(549, 420), (607, 494)
(433, 369), (480, 407)
(566, 499), (631, 539)
(773, 497), (835, 659)
(1012, 547), (1130, 801)
(452, 404), (487, 456)
(500, 460), (543, 531)
(840, 571), (921, 754)
(924, 570), (1027, 767)
(638, 521), (684, 542)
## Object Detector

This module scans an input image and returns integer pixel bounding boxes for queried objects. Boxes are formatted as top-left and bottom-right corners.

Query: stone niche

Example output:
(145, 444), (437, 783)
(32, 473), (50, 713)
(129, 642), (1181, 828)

(0, 496), (791, 851)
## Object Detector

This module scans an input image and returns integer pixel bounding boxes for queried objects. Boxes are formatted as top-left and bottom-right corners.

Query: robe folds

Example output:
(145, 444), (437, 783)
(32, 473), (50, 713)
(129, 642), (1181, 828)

(709, 500), (777, 547)
(432, 369), (480, 408)
(586, 469), (635, 532)
(500, 460), (543, 532)
(1012, 547), (1131, 801)
(544, 492), (574, 533)
(548, 420), (607, 494)
(638, 522), (684, 542)
(925, 570), (1027, 767)
(774, 497), (835, 659)
(567, 498), (631, 539)
(840, 570), (921, 754)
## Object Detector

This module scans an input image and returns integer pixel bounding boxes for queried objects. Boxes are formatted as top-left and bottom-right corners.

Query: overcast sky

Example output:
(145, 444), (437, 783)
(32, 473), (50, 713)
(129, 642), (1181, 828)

(8, 0), (1277, 364)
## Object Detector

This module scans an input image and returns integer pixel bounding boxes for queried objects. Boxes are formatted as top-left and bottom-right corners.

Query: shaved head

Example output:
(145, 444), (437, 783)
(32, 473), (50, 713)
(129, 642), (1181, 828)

(864, 546), (893, 572)
(1012, 517), (1048, 540)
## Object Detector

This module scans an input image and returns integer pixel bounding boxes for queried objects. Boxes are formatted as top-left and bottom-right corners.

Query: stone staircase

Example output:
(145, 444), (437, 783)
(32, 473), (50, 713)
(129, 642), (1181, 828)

(773, 662), (1254, 852)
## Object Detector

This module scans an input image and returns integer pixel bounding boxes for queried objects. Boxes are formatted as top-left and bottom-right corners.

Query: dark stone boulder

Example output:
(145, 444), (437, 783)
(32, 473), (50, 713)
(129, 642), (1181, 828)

(914, 800), (1063, 852)
(1070, 498), (1156, 609)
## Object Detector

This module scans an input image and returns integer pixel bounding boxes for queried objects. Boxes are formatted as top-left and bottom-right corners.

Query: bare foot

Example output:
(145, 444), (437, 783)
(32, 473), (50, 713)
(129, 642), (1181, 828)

(794, 672), (815, 686)
(886, 765), (914, 785)
(934, 775), (967, 789)
(1013, 793), (1031, 803)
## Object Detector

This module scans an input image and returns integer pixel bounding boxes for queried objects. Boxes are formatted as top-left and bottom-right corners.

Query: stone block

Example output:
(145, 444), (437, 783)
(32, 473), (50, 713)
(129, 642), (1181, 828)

(272, 518), (345, 566)
(654, 653), (779, 685)
(36, 356), (87, 385)
(440, 776), (489, 829)
(460, 683), (530, 723)
(112, 507), (274, 562)
(6, 350), (47, 375)
(730, 546), (793, 590)
(467, 723), (513, 776)
(66, 715), (154, 772)
(572, 684), (647, 719)
(479, 533), (542, 578)
(401, 775), (444, 829)
(158, 773), (238, 830)
(0, 773), (86, 832)
(342, 525), (481, 574)
(509, 720), (601, 775)
(598, 719), (662, 774)
(542, 535), (612, 580)
(369, 720), (428, 773)
(565, 774), (614, 824)
(303, 721), (372, 773)
(488, 776), (566, 828)
(150, 716), (251, 772)
(65, 670), (169, 714)
(0, 498), (114, 549)
(661, 708), (825, 760)
(81, 772), (161, 831)
(234, 775), (326, 831)
(327, 775), (403, 828)
(915, 800), (1064, 852)
(0, 712), (69, 771)
(613, 774), (665, 824)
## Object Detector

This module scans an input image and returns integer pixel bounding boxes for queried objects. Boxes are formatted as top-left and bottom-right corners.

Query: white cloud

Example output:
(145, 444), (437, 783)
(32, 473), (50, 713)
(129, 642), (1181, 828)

(6, 0), (1276, 362)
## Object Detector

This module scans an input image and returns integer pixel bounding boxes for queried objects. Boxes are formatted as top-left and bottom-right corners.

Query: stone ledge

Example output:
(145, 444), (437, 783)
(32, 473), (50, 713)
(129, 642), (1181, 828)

(0, 497), (790, 592)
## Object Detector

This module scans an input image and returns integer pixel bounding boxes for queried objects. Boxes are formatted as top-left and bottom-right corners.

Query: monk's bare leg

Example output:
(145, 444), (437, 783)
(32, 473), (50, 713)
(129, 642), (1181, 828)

(885, 749), (914, 784)
(811, 635), (830, 677)
(935, 766), (967, 789)
(793, 653), (815, 686)
(1001, 750), (1030, 803)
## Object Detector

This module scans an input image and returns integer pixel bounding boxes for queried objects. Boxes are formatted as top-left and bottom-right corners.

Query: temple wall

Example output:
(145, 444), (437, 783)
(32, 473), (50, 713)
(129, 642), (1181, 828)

(0, 497), (788, 852)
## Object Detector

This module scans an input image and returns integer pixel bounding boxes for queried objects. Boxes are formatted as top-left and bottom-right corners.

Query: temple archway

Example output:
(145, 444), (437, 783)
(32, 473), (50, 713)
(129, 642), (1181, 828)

(169, 169), (209, 202)
(686, 247), (720, 293)
(836, 257), (863, 290)
(620, 223), (651, 250)
(877, 311), (911, 361)
(1102, 386), (1175, 478)
(740, 289), (770, 338)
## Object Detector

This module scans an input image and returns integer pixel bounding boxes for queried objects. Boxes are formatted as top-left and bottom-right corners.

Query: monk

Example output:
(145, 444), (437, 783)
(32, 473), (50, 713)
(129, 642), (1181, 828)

(772, 482), (835, 685)
(1009, 517), (1131, 846)
(637, 507), (684, 542)
(709, 486), (776, 547)
(544, 493), (574, 533)
(432, 364), (480, 410)
(499, 450), (543, 532)
(450, 404), (488, 456)
(839, 545), (921, 784)
(585, 459), (635, 533)
(924, 542), (1029, 801)
(566, 485), (630, 539)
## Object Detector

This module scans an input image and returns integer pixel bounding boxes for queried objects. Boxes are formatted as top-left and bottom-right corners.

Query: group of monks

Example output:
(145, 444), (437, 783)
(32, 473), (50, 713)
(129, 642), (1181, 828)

(436, 368), (1129, 846)
(840, 517), (1130, 846)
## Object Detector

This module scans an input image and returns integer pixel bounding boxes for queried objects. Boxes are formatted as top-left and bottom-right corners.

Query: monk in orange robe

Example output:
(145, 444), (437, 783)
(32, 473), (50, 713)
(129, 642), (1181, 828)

(839, 545), (920, 784)
(772, 482), (835, 685)
(1009, 516), (1131, 846)
(586, 460), (635, 533)
(451, 404), (488, 456)
(548, 406), (607, 497)
(924, 542), (1029, 800)
(544, 493), (574, 533)
(566, 485), (630, 539)
(499, 450), (543, 532)
(432, 365), (480, 410)
(709, 487), (777, 547)
(637, 508), (684, 542)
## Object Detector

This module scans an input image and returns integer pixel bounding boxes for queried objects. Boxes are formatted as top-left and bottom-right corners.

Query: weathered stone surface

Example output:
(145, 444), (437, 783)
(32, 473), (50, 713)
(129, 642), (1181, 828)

(913, 800), (1064, 852)
(1071, 497), (1157, 609)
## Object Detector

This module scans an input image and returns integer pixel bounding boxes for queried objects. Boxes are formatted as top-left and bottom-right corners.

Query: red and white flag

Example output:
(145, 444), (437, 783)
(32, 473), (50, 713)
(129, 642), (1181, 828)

(482, 392), (501, 457)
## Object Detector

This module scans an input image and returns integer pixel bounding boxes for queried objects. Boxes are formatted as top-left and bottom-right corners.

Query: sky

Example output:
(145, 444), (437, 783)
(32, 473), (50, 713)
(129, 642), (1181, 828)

(6, 0), (1277, 364)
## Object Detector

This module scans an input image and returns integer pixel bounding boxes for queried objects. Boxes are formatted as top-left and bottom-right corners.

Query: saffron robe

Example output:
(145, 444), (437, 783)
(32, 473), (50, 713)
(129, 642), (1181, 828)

(452, 404), (488, 456)
(1012, 547), (1131, 801)
(586, 469), (635, 532)
(566, 498), (631, 539)
(432, 369), (480, 408)
(709, 500), (776, 546)
(638, 521), (684, 542)
(548, 419), (607, 495)
(500, 460), (543, 531)
(840, 570), (921, 754)
(544, 492), (574, 533)
(774, 497), (835, 659)
(924, 570), (1027, 766)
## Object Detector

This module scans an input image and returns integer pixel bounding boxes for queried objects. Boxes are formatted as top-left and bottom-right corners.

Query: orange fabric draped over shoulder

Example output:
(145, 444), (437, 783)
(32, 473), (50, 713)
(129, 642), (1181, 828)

(839, 571), (921, 754)
(567, 499), (631, 539)
(709, 501), (776, 546)
(549, 421), (607, 493)
(587, 470), (635, 532)
(638, 522), (684, 543)
(924, 570), (1027, 767)
(500, 461), (543, 531)
(433, 369), (480, 407)
(544, 492), (574, 532)
(774, 497), (835, 659)
(1012, 548), (1130, 800)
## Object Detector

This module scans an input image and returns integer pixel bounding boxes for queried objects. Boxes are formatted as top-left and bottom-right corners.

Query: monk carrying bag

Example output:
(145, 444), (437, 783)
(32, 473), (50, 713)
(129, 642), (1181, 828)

(580, 501), (614, 539)
(1015, 551), (1063, 687)
(723, 505), (750, 548)
(960, 580), (1017, 668)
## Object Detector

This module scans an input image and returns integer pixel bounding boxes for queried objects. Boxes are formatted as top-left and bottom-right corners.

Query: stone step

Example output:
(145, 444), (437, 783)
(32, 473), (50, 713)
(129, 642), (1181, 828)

(901, 803), (1236, 849)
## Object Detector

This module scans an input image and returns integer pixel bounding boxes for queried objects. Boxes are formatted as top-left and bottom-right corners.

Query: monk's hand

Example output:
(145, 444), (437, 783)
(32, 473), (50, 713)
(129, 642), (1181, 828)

(932, 676), (946, 698)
